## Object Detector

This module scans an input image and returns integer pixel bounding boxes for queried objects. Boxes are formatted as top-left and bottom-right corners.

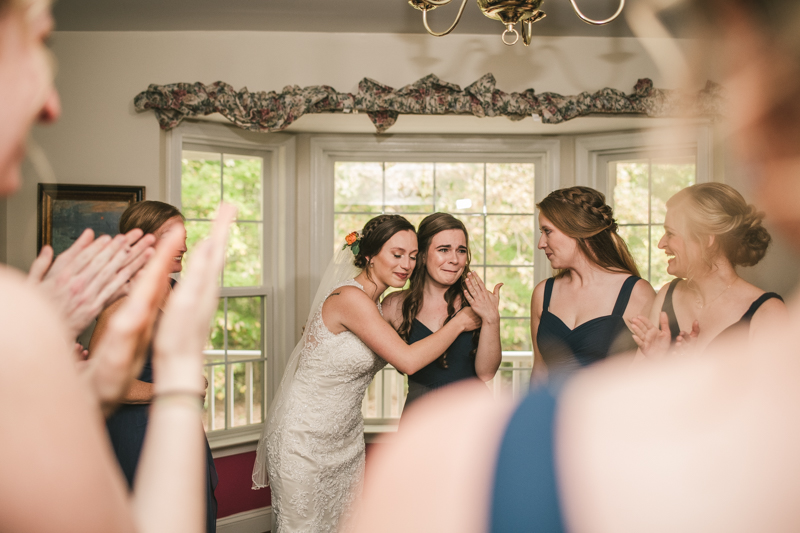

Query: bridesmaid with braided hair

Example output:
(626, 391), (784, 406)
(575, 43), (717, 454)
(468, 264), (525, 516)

(530, 186), (656, 383)
(630, 183), (787, 358)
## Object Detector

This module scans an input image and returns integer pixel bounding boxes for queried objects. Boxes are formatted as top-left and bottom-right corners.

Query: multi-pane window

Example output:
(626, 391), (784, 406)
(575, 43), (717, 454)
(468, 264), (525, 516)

(604, 152), (696, 288)
(181, 150), (267, 433)
(334, 161), (536, 417)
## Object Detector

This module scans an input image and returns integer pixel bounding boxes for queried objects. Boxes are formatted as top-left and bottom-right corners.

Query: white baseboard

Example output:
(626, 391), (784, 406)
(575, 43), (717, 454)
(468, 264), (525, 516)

(217, 506), (272, 533)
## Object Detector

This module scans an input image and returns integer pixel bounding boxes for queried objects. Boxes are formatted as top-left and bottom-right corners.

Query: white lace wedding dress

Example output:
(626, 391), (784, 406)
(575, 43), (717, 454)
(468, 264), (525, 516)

(263, 280), (387, 532)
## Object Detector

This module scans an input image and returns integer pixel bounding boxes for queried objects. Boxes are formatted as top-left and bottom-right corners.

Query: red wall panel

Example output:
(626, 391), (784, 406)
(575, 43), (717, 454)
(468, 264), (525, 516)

(214, 451), (271, 518)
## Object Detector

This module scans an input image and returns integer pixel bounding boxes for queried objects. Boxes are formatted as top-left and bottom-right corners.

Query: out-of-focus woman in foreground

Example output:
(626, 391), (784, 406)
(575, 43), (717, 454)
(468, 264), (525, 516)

(0, 1), (235, 531)
(348, 1), (800, 532)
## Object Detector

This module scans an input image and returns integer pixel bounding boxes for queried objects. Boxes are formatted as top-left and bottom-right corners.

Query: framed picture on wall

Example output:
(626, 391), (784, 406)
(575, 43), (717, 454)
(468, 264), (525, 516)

(37, 184), (146, 256)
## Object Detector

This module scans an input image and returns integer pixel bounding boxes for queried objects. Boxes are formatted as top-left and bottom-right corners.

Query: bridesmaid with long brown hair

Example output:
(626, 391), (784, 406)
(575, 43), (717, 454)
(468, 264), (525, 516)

(531, 186), (656, 383)
(382, 213), (502, 414)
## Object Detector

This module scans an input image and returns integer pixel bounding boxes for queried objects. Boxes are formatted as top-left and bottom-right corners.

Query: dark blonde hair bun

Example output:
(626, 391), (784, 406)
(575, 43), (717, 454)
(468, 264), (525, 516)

(667, 182), (771, 267)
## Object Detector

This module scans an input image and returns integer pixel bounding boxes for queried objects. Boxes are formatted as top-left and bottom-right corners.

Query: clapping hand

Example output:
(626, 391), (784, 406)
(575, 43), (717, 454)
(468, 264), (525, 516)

(82, 228), (180, 416)
(675, 320), (701, 355)
(631, 312), (672, 359)
(462, 271), (502, 327)
(27, 228), (157, 339)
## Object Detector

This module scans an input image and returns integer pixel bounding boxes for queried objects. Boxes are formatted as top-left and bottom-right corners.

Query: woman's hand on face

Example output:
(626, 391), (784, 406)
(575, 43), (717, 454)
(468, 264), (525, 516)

(462, 271), (502, 326)
(631, 312), (672, 359)
(453, 306), (482, 332)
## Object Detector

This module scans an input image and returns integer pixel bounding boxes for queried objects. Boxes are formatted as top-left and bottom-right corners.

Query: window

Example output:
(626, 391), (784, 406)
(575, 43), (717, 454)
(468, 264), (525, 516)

(169, 122), (296, 447)
(182, 151), (267, 433)
(601, 152), (696, 288)
(313, 135), (560, 423)
(576, 128), (712, 287)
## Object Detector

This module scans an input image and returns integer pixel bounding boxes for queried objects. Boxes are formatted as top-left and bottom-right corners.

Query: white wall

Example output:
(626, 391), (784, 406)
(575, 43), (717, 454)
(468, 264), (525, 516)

(7, 30), (690, 272)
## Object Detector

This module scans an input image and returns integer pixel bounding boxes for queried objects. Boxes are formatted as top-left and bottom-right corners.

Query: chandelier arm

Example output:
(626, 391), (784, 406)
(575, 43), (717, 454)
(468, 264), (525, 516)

(423, 0), (453, 5)
(422, 0), (469, 37)
(569, 0), (625, 25)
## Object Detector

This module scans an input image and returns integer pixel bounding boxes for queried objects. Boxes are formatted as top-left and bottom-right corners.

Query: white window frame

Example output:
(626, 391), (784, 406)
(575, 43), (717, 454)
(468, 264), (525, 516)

(574, 126), (714, 195)
(310, 134), (560, 429)
(167, 121), (296, 450)
(310, 135), (561, 296)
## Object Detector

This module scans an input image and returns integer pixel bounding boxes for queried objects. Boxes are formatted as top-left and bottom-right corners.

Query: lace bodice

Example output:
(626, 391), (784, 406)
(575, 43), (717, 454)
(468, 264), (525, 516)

(263, 279), (387, 532)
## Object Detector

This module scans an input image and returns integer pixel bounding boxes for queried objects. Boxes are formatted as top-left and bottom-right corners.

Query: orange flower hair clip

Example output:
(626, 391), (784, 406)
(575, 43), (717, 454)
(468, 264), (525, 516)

(342, 231), (361, 256)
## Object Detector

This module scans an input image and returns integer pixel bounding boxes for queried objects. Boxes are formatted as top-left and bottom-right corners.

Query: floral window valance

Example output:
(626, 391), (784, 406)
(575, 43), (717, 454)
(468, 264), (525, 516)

(133, 73), (723, 134)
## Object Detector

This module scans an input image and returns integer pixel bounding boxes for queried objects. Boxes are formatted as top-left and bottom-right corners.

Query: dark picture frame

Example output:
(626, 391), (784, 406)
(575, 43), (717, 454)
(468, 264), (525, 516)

(37, 184), (146, 256)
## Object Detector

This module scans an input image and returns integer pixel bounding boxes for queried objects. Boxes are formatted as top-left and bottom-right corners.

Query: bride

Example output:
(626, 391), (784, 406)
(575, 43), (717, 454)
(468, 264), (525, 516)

(252, 214), (481, 532)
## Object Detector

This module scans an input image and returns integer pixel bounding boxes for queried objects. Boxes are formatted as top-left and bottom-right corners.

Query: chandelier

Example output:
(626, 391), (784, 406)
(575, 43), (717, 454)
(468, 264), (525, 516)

(408, 0), (626, 46)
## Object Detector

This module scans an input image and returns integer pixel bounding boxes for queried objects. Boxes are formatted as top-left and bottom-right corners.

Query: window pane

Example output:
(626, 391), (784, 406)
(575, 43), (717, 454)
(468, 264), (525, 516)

(384, 162), (434, 213)
(205, 298), (226, 364)
(224, 222), (262, 287)
(185, 220), (219, 285)
(362, 378), (379, 418)
(204, 364), (226, 431)
(454, 214), (484, 266)
(613, 160), (650, 224)
(226, 296), (263, 353)
(500, 318), (532, 351)
(435, 163), (484, 213)
(232, 362), (251, 427)
(401, 213), (428, 232)
(486, 163), (535, 213)
(651, 158), (696, 224)
(335, 162), (383, 212)
(334, 213), (375, 253)
(223, 154), (262, 221)
(486, 215), (535, 266)
(485, 266), (533, 318)
(491, 359), (532, 397)
(182, 151), (221, 219)
(252, 360), (265, 424)
(618, 225), (649, 280)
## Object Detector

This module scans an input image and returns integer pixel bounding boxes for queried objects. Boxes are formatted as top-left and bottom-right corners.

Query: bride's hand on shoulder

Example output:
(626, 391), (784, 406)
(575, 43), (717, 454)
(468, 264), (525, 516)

(453, 306), (482, 332)
(463, 271), (501, 326)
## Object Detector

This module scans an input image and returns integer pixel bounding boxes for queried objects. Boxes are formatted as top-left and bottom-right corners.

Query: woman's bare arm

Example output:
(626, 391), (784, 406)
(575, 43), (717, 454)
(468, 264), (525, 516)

(0, 270), (136, 533)
(323, 287), (481, 375)
(133, 204), (235, 533)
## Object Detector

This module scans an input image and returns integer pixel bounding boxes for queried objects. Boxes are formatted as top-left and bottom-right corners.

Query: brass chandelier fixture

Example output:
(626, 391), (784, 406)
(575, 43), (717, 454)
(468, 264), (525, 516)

(408, 0), (626, 46)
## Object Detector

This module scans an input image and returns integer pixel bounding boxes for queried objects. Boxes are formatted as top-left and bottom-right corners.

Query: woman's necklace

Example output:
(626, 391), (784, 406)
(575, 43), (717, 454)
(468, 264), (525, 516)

(695, 278), (737, 309)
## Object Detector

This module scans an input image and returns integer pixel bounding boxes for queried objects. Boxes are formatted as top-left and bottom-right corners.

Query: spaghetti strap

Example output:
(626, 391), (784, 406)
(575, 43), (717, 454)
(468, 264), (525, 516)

(661, 279), (682, 340)
(611, 276), (641, 317)
(542, 278), (555, 312)
(741, 292), (783, 322)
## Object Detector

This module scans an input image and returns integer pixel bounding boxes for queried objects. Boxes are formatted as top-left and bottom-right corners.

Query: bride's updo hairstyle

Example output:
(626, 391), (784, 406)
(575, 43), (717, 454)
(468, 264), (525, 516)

(666, 183), (771, 268)
(353, 214), (416, 270)
(537, 186), (640, 277)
